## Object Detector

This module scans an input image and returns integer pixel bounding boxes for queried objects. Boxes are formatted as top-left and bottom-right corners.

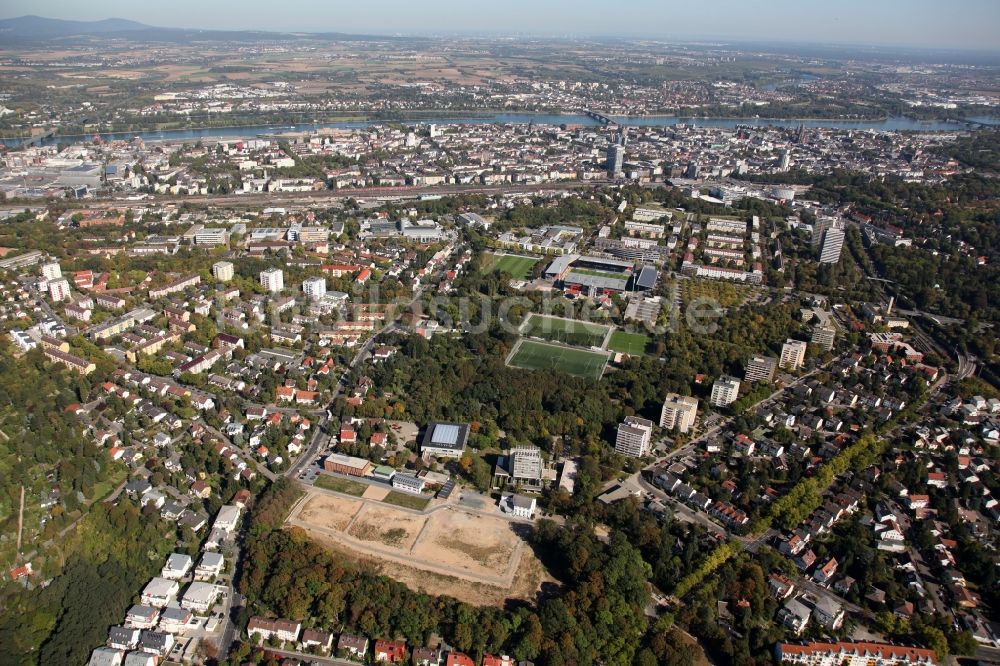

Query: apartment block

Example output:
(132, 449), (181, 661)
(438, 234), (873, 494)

(711, 375), (742, 407)
(780, 339), (808, 371)
(744, 355), (777, 383)
(659, 394), (698, 433)
(615, 415), (654, 458)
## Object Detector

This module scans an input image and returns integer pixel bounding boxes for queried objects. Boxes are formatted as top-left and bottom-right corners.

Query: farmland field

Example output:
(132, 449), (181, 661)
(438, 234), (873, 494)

(608, 330), (652, 356)
(507, 339), (609, 380)
(482, 253), (539, 280)
(521, 313), (611, 348)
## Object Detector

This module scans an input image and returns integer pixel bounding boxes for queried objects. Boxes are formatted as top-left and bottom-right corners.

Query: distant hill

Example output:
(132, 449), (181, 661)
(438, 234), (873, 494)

(0, 14), (401, 44)
(0, 15), (151, 38)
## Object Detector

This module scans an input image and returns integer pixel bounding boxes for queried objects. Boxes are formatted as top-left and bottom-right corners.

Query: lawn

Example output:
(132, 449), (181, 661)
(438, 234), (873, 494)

(608, 330), (652, 356)
(569, 268), (628, 281)
(382, 491), (431, 511)
(522, 313), (611, 347)
(314, 474), (368, 496)
(507, 339), (609, 380)
(482, 253), (539, 280)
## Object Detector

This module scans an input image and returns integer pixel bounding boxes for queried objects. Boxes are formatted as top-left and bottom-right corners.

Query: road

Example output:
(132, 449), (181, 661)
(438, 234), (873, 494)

(262, 646), (360, 666)
(286, 282), (430, 479)
(197, 419), (277, 482)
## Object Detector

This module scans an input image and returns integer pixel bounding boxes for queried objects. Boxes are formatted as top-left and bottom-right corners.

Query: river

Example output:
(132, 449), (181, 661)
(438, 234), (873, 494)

(5, 112), (996, 147)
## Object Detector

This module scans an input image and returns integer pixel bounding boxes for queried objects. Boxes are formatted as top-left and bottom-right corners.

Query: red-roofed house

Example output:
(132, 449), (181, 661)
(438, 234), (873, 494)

(445, 653), (475, 666)
(374, 639), (406, 663)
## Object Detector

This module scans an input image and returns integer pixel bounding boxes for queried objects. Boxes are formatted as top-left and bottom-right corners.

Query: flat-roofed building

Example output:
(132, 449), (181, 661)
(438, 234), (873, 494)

(212, 261), (234, 283)
(780, 339), (808, 371)
(745, 355), (777, 383)
(812, 326), (836, 351)
(659, 394), (698, 433)
(420, 422), (470, 459)
(41, 261), (62, 280)
(302, 276), (326, 300)
(711, 376), (741, 407)
(259, 268), (284, 293)
(48, 277), (71, 302)
(615, 415), (654, 458)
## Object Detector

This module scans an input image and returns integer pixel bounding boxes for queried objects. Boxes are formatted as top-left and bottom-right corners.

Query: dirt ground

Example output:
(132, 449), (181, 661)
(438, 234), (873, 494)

(362, 485), (390, 501)
(288, 487), (547, 604)
(308, 531), (555, 607)
(414, 509), (519, 574)
(347, 503), (423, 550)
(294, 493), (362, 531)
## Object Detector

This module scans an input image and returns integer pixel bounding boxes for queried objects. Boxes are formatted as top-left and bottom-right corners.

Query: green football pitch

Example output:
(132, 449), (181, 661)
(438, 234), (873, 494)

(608, 330), (651, 356)
(483, 253), (538, 280)
(507, 339), (609, 380)
(522, 313), (611, 347)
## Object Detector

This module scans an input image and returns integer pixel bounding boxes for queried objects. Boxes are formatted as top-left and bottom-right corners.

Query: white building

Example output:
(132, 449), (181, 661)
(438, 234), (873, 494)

(819, 226), (846, 264)
(180, 581), (221, 613)
(212, 261), (234, 283)
(509, 494), (537, 519)
(659, 394), (698, 433)
(711, 376), (741, 407)
(745, 355), (777, 383)
(302, 276), (327, 300)
(140, 577), (180, 607)
(48, 277), (71, 302)
(812, 326), (836, 351)
(259, 268), (284, 293)
(775, 641), (936, 666)
(213, 505), (241, 533)
(194, 552), (225, 581)
(41, 261), (62, 280)
(615, 415), (654, 458)
(779, 339), (808, 371)
(160, 553), (193, 580)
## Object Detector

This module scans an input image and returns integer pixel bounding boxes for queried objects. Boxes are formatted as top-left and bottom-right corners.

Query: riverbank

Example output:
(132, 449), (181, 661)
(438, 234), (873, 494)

(2, 111), (994, 147)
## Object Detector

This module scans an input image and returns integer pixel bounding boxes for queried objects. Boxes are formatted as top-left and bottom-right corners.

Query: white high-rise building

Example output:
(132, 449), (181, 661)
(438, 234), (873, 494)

(711, 376), (742, 407)
(812, 326), (836, 351)
(302, 276), (327, 300)
(615, 416), (654, 458)
(212, 261), (234, 283)
(659, 394), (699, 433)
(48, 277), (71, 302)
(819, 226), (845, 264)
(780, 339), (808, 371)
(41, 262), (62, 280)
(745, 355), (778, 383)
(259, 268), (284, 293)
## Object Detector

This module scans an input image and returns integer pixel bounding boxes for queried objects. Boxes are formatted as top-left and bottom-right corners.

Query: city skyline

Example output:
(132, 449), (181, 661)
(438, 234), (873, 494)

(2, 0), (1000, 51)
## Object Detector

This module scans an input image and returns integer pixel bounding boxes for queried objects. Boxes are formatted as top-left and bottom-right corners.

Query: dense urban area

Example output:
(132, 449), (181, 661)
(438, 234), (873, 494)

(0, 12), (1000, 666)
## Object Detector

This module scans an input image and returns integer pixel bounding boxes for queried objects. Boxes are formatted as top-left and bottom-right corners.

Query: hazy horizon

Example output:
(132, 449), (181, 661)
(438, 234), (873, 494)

(3, 0), (1000, 52)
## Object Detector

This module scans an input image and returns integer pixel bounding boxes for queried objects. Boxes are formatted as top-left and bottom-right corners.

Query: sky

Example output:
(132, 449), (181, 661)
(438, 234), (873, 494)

(3, 0), (1000, 51)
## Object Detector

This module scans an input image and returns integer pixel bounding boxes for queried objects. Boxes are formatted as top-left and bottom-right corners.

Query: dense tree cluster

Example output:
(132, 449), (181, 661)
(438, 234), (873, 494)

(0, 501), (175, 665)
(237, 479), (694, 666)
